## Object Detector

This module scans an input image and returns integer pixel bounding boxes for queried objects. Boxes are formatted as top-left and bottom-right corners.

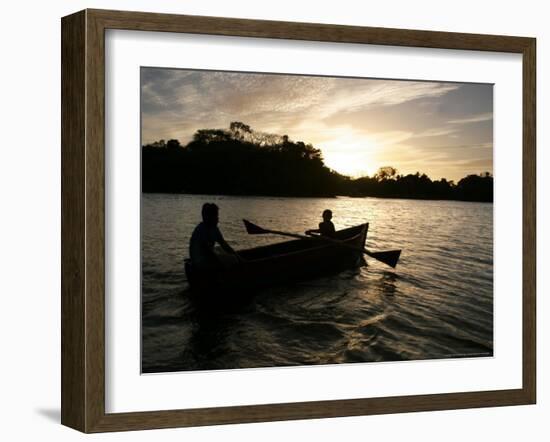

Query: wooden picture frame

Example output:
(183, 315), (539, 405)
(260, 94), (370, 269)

(61, 8), (536, 433)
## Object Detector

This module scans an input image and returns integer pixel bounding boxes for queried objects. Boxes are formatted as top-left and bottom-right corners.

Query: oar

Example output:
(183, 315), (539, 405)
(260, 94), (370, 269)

(243, 219), (401, 268)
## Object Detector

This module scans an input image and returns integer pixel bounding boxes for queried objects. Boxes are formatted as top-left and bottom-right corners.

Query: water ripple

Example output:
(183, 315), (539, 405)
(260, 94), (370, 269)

(141, 194), (493, 372)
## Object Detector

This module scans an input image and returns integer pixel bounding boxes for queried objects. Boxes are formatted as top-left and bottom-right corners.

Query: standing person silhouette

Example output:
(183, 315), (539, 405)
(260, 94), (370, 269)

(306, 209), (336, 238)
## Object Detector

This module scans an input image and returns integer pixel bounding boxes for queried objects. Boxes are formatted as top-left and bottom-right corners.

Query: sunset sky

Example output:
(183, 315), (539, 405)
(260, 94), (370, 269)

(141, 67), (493, 182)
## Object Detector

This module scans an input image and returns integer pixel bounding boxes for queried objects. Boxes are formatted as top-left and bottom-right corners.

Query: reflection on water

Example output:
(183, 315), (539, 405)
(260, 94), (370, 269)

(141, 194), (493, 373)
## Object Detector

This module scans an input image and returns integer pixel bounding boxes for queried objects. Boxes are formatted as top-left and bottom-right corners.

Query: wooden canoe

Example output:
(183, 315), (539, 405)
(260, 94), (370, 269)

(184, 223), (368, 296)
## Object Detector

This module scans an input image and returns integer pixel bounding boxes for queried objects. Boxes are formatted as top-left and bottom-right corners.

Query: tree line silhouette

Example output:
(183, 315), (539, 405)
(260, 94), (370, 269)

(142, 122), (493, 202)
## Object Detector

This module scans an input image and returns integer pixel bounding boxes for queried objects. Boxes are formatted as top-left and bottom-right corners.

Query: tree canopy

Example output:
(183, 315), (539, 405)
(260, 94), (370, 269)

(142, 122), (493, 202)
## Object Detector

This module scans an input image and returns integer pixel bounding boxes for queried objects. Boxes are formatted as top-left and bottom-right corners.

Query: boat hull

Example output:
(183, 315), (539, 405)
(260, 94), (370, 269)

(185, 223), (368, 297)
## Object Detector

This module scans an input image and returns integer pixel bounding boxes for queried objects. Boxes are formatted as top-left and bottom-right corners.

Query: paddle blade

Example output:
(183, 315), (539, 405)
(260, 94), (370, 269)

(368, 249), (401, 268)
(243, 219), (268, 235)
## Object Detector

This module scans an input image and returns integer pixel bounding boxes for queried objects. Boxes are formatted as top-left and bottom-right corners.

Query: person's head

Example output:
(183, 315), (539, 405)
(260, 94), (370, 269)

(322, 209), (333, 221)
(202, 203), (219, 226)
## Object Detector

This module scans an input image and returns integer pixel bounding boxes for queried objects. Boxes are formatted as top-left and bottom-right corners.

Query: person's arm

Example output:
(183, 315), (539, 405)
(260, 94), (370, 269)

(218, 237), (236, 255)
(215, 228), (238, 255)
(306, 223), (322, 235)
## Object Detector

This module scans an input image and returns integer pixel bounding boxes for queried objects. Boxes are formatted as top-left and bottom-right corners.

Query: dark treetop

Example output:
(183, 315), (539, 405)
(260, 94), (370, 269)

(142, 122), (493, 202)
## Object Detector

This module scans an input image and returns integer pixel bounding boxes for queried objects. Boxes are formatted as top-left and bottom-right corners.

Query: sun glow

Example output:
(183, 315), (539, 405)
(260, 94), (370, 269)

(316, 129), (410, 178)
(322, 144), (378, 177)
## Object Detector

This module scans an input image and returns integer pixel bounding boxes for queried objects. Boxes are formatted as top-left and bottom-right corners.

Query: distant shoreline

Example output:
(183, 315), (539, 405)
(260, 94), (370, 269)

(141, 190), (494, 203)
(142, 123), (493, 203)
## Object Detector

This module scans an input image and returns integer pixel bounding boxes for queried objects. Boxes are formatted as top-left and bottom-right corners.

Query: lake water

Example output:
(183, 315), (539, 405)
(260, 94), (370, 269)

(141, 193), (493, 373)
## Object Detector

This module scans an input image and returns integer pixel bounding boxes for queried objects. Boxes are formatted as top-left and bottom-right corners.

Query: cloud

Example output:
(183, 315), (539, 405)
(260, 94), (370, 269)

(140, 68), (460, 143)
(315, 81), (458, 119)
(411, 142), (493, 152)
(448, 112), (493, 124)
(412, 127), (458, 138)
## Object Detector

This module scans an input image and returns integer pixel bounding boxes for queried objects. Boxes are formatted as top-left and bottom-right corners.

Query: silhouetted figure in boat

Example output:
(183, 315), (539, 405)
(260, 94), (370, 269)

(189, 203), (239, 271)
(306, 209), (336, 238)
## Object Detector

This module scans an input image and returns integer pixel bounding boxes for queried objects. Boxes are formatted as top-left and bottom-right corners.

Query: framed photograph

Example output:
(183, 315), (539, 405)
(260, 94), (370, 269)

(61, 9), (536, 433)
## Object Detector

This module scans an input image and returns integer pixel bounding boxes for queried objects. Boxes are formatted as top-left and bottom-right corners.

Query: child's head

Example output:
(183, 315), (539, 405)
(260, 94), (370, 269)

(322, 209), (333, 221)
